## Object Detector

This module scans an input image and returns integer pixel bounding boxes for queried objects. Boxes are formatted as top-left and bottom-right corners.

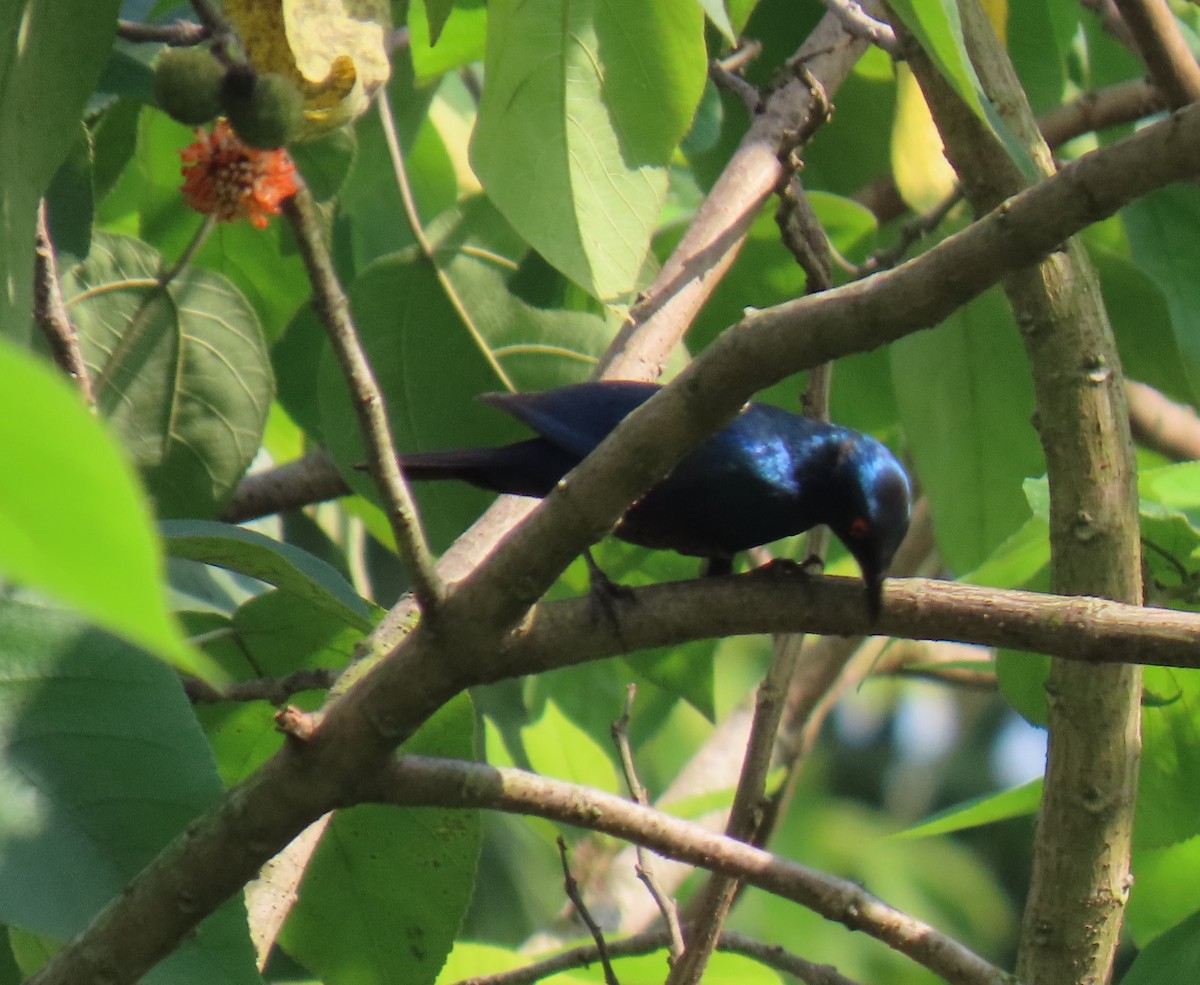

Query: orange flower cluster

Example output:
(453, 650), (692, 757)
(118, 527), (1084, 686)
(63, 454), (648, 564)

(180, 120), (299, 229)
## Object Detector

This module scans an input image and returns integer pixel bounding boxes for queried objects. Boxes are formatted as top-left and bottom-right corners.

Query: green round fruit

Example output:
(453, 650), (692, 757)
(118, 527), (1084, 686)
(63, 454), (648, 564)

(221, 69), (304, 149)
(153, 47), (224, 126)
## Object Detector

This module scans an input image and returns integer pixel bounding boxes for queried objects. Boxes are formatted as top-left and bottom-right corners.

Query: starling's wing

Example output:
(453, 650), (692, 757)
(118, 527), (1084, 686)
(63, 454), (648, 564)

(481, 381), (660, 459)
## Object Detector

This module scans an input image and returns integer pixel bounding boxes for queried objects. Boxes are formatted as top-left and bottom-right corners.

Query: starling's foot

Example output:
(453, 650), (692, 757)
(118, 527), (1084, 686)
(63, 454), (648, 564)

(754, 554), (824, 577)
(702, 555), (735, 578)
(583, 550), (635, 632)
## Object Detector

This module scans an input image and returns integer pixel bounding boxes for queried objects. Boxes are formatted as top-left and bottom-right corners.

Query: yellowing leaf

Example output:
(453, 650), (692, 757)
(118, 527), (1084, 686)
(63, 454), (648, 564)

(891, 64), (958, 213)
(224, 0), (392, 135)
(980, 0), (1008, 43)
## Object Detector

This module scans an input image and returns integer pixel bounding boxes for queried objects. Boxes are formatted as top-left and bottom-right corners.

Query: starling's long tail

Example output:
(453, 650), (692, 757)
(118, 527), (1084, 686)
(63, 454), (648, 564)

(399, 438), (579, 498)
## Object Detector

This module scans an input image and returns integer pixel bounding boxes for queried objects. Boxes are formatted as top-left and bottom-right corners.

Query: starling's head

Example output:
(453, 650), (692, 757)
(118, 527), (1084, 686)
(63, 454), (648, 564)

(825, 435), (912, 619)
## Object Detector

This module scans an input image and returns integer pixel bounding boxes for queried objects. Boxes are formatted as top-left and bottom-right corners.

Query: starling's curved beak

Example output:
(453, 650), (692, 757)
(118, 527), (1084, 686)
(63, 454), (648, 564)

(864, 572), (884, 621)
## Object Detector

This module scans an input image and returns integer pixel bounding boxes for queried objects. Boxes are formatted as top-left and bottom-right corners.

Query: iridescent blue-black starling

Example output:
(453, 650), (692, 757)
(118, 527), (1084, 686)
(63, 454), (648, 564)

(400, 381), (912, 615)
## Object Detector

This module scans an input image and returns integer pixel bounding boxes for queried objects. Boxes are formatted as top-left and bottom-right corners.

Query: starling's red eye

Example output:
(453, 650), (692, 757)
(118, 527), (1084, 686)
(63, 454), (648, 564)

(850, 517), (870, 539)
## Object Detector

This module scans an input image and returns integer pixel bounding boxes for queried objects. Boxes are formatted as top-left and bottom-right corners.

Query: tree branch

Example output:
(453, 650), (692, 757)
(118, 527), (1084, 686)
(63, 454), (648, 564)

(370, 756), (1013, 985)
(495, 575), (1200, 680)
(282, 188), (443, 611)
(220, 449), (350, 524)
(595, 11), (869, 379)
(1126, 379), (1200, 461)
(34, 200), (94, 409)
(1113, 0), (1200, 108)
(898, 5), (1143, 981)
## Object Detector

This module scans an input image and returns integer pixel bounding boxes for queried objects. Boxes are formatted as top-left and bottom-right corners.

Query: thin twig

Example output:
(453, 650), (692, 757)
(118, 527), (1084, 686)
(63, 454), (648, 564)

(447, 926), (863, 985)
(116, 19), (207, 46)
(1113, 0), (1200, 107)
(718, 39), (764, 75)
(819, 0), (899, 54)
(181, 668), (338, 704)
(708, 59), (763, 114)
(557, 838), (620, 985)
(849, 189), (963, 277)
(375, 90), (436, 258)
(1126, 379), (1200, 461)
(34, 200), (95, 410)
(188, 0), (225, 34)
(611, 687), (685, 960)
(282, 186), (444, 611)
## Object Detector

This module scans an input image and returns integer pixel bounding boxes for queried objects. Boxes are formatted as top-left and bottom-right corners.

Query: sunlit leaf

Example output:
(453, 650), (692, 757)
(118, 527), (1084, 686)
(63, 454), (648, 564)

(0, 338), (209, 676)
(62, 232), (274, 518)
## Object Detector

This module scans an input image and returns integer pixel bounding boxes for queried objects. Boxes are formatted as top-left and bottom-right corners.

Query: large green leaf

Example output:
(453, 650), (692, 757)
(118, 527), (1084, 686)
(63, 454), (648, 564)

(1092, 246), (1194, 405)
(891, 286), (1045, 573)
(1122, 908), (1200, 984)
(470, 0), (706, 301)
(61, 232), (274, 517)
(161, 520), (373, 632)
(1138, 667), (1200, 850)
(279, 695), (481, 985)
(1124, 186), (1200, 403)
(895, 780), (1042, 840)
(0, 599), (259, 985)
(0, 0), (119, 338)
(0, 337), (206, 675)
(1129, 836), (1200, 946)
(318, 199), (613, 551)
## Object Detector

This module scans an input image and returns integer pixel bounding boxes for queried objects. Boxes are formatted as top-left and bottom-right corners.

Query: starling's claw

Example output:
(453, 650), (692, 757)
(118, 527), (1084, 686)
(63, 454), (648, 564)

(753, 554), (823, 577)
(702, 555), (734, 578)
(583, 549), (635, 633)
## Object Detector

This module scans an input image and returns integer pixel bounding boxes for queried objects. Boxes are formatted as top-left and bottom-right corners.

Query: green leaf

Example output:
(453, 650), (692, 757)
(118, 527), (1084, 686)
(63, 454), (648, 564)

(1093, 246), (1194, 405)
(891, 286), (1046, 573)
(961, 514), (1050, 589)
(1129, 835), (1200, 946)
(416, 0), (457, 46)
(886, 0), (986, 119)
(0, 599), (259, 985)
(161, 520), (373, 632)
(0, 0), (119, 338)
(197, 591), (363, 787)
(0, 337), (210, 676)
(409, 0), (487, 82)
(1122, 908), (1200, 985)
(279, 695), (481, 985)
(7, 928), (55, 980)
(894, 779), (1043, 840)
(318, 253), (515, 551)
(45, 123), (94, 260)
(1008, 0), (1073, 113)
(61, 232), (274, 517)
(696, 0), (737, 44)
(320, 200), (614, 551)
(290, 128), (357, 203)
(522, 698), (620, 794)
(470, 0), (706, 300)
(1124, 186), (1200, 403)
(997, 647), (1052, 725)
(1137, 667), (1200, 850)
